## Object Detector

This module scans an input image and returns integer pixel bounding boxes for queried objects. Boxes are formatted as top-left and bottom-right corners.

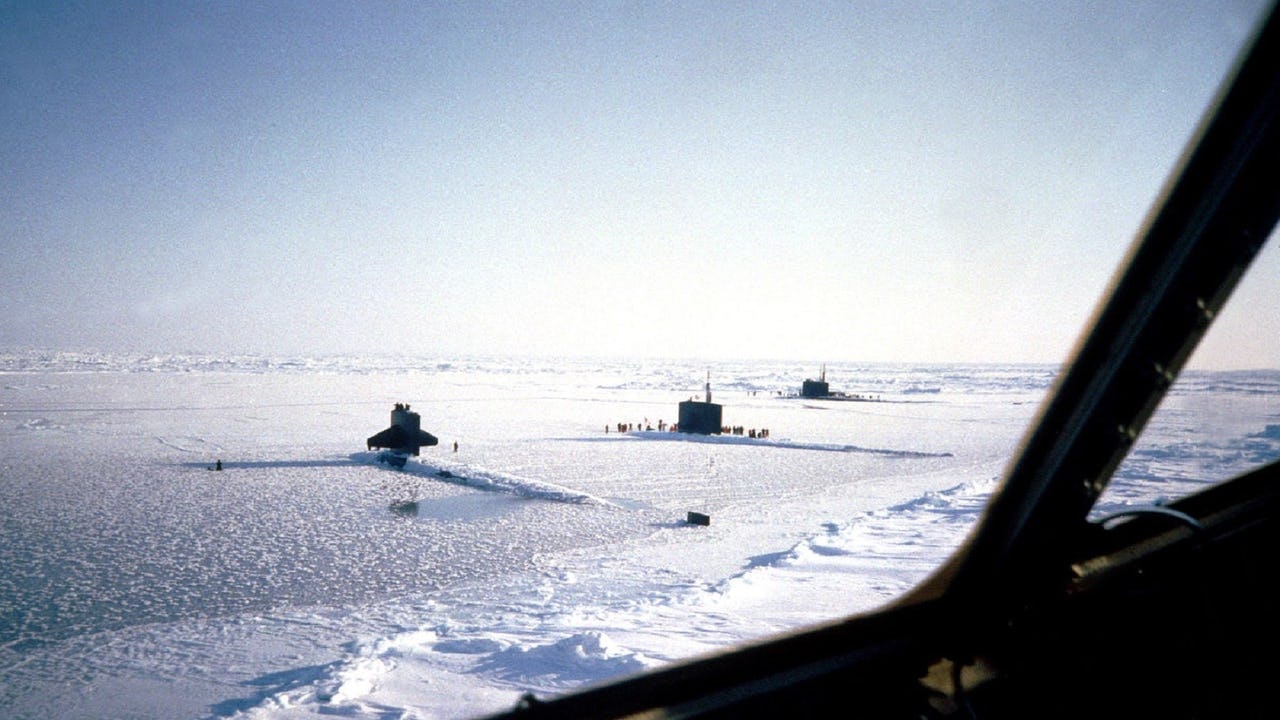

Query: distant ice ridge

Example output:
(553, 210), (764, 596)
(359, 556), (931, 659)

(6, 349), (1276, 401)
(0, 350), (486, 375)
(351, 451), (617, 506)
(0, 350), (1066, 395)
(1096, 417), (1280, 517)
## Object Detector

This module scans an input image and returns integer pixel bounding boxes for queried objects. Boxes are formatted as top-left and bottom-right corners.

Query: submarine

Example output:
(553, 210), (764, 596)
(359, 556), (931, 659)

(366, 403), (439, 458)
(798, 364), (879, 402)
(800, 365), (831, 398)
(676, 372), (723, 435)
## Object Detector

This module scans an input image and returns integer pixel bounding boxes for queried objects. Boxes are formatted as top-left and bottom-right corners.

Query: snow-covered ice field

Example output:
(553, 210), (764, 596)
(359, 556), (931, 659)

(2, 353), (1276, 719)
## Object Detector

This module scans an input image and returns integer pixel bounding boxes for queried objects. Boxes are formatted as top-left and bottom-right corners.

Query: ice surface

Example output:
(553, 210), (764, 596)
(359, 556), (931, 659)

(1, 353), (1275, 719)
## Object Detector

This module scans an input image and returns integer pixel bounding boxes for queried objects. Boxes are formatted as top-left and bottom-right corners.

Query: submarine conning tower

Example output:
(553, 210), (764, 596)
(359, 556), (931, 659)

(677, 372), (723, 435)
(391, 403), (420, 433)
(367, 402), (439, 456)
(801, 363), (831, 398)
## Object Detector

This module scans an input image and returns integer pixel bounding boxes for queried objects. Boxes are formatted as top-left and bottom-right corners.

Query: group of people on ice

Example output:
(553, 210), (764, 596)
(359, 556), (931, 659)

(606, 421), (770, 438)
(724, 425), (769, 438)
(610, 420), (672, 433)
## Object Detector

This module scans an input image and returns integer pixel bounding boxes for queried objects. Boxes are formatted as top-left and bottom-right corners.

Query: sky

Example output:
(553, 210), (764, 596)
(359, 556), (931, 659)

(2, 0), (1276, 367)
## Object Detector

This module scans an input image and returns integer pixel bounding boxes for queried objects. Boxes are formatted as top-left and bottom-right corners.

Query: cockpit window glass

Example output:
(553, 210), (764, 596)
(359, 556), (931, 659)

(1095, 228), (1280, 519)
